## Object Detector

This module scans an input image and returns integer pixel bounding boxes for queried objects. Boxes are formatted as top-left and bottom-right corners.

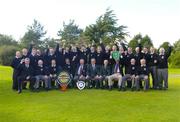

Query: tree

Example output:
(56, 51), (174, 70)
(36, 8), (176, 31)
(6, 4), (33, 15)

(128, 34), (154, 51)
(84, 8), (128, 44)
(0, 34), (17, 46)
(140, 35), (153, 48)
(169, 39), (180, 68)
(159, 42), (170, 52)
(20, 19), (47, 47)
(57, 20), (83, 44)
(128, 34), (142, 51)
(0, 45), (20, 65)
(43, 38), (59, 48)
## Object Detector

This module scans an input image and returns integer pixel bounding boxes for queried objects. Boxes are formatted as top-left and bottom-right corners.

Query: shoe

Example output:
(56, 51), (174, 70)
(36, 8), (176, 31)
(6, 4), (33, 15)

(136, 89), (140, 91)
(23, 87), (27, 90)
(109, 86), (112, 91)
(45, 88), (49, 91)
(18, 90), (22, 94)
(131, 87), (134, 91)
(122, 87), (126, 91)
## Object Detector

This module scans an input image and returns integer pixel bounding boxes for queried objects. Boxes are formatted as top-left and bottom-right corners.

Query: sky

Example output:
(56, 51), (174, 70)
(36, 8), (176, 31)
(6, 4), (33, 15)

(0, 0), (180, 47)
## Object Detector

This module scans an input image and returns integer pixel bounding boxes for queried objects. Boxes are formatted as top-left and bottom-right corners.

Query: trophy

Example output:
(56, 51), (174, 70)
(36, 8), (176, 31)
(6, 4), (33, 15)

(56, 71), (71, 91)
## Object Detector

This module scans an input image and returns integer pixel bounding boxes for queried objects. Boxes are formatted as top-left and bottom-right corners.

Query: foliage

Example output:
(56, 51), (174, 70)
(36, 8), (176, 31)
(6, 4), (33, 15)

(84, 8), (128, 44)
(0, 45), (20, 65)
(20, 19), (47, 48)
(128, 33), (153, 51)
(57, 20), (83, 43)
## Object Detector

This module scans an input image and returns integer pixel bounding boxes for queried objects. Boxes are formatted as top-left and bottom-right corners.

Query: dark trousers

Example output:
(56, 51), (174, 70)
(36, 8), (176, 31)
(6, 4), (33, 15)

(17, 76), (35, 91)
(86, 76), (102, 88)
(125, 67), (132, 88)
(12, 69), (19, 90)
(150, 66), (158, 88)
(157, 68), (168, 88)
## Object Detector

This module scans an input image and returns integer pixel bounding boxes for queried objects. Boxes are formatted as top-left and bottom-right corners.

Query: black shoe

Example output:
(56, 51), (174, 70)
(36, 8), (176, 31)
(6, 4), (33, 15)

(131, 87), (134, 91)
(109, 86), (112, 91)
(45, 88), (49, 91)
(23, 87), (27, 90)
(163, 87), (167, 90)
(18, 90), (22, 94)
(136, 89), (140, 91)
(122, 87), (126, 91)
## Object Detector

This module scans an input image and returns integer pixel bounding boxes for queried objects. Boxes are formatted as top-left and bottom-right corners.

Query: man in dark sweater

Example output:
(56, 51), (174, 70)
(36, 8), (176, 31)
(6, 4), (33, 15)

(11, 51), (22, 90)
(157, 46), (172, 90)
(121, 58), (137, 91)
(34, 60), (50, 90)
(135, 59), (149, 91)
(100, 60), (111, 89)
(17, 58), (35, 94)
(48, 59), (61, 89)
(149, 47), (158, 89)
(124, 47), (135, 88)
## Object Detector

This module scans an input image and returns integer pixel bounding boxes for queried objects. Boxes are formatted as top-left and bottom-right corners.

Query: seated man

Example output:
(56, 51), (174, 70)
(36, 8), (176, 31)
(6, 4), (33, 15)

(17, 58), (35, 94)
(34, 60), (50, 91)
(108, 60), (122, 91)
(86, 58), (102, 89)
(100, 60), (111, 89)
(121, 58), (137, 91)
(48, 59), (61, 89)
(135, 59), (149, 91)
(74, 59), (87, 85)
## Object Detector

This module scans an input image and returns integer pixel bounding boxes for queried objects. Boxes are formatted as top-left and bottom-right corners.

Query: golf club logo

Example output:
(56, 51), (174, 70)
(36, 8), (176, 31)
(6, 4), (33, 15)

(56, 71), (71, 91)
(77, 81), (85, 90)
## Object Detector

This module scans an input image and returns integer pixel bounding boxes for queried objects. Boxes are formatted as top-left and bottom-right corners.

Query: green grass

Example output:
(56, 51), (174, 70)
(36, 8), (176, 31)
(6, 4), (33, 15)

(0, 66), (180, 122)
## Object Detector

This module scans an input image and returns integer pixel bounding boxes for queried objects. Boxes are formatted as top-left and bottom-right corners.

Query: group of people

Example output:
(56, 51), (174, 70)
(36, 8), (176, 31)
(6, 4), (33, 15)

(11, 41), (172, 94)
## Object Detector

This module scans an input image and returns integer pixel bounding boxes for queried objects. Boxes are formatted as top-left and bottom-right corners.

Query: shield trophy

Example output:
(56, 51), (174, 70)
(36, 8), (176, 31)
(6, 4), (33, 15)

(76, 81), (86, 90)
(56, 71), (71, 91)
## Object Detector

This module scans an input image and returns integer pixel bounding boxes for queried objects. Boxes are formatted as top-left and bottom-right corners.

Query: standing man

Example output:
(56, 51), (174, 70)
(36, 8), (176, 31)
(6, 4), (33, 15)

(157, 45), (172, 90)
(124, 47), (134, 88)
(149, 47), (158, 89)
(11, 51), (22, 91)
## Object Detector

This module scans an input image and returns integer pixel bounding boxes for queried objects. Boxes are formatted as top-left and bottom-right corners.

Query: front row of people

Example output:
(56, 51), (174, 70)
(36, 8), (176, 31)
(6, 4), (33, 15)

(16, 57), (152, 94)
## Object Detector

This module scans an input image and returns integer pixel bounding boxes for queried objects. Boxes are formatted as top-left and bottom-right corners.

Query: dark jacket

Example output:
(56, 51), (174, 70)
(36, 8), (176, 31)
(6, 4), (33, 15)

(17, 63), (34, 77)
(75, 64), (87, 76)
(35, 65), (49, 75)
(137, 65), (149, 75)
(100, 65), (111, 76)
(87, 64), (100, 77)
(157, 46), (172, 69)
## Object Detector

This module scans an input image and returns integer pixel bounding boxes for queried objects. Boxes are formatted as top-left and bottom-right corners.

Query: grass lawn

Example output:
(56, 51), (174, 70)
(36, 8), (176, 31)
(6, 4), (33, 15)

(0, 66), (180, 122)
